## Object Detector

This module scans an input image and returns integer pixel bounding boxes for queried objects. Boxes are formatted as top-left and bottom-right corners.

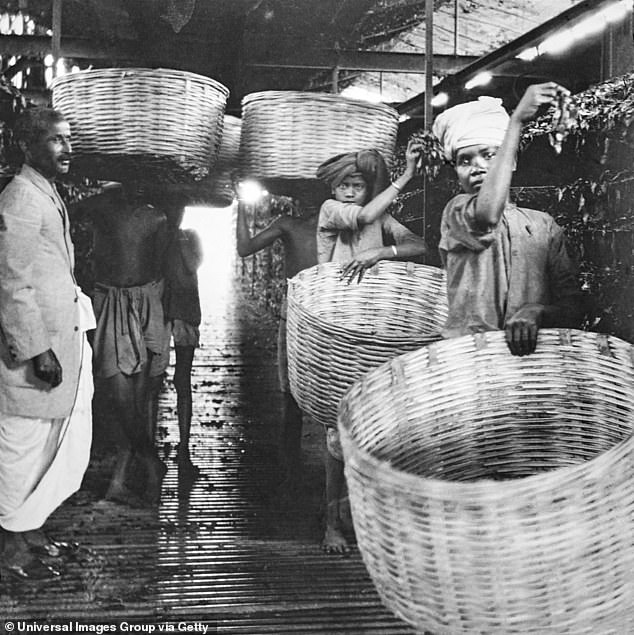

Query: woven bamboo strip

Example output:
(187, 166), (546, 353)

(339, 329), (634, 634)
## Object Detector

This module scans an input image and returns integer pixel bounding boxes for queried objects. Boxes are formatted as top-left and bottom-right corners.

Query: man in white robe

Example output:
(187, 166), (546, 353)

(0, 107), (95, 580)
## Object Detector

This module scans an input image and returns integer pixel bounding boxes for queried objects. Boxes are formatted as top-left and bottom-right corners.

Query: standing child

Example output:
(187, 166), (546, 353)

(315, 140), (427, 553)
(236, 191), (320, 498)
(163, 219), (204, 478)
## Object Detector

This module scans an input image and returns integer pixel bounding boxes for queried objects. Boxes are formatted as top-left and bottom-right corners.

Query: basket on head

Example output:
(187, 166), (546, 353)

(286, 261), (447, 428)
(196, 114), (241, 207)
(239, 91), (399, 186)
(339, 329), (634, 634)
(51, 68), (229, 183)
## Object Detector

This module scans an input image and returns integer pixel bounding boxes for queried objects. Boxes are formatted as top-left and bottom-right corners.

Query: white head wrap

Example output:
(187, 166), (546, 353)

(432, 96), (510, 161)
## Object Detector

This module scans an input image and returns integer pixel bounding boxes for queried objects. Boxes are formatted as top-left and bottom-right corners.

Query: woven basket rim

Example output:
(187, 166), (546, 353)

(51, 66), (229, 97)
(241, 90), (399, 118)
(287, 261), (446, 343)
(338, 328), (634, 499)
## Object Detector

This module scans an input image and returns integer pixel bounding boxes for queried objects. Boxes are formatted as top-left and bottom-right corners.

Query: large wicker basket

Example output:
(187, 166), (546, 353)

(239, 91), (399, 186)
(51, 68), (228, 183)
(286, 261), (447, 428)
(338, 329), (634, 634)
(196, 114), (241, 207)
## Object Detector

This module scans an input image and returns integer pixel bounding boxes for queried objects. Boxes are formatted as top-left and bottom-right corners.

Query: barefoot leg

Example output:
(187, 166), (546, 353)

(321, 448), (349, 554)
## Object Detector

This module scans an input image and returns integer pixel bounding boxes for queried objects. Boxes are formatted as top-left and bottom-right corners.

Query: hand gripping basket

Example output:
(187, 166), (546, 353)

(338, 329), (634, 634)
(239, 91), (399, 187)
(196, 114), (241, 207)
(286, 261), (448, 428)
(51, 68), (229, 183)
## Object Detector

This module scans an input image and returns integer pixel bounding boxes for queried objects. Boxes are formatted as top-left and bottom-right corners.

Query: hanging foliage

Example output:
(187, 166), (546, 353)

(521, 71), (634, 153)
(391, 128), (445, 181)
(160, 0), (196, 33)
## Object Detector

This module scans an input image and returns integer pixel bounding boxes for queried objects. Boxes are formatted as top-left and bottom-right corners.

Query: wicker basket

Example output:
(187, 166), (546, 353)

(286, 261), (447, 428)
(196, 114), (241, 207)
(338, 329), (634, 634)
(51, 68), (228, 183)
(239, 91), (399, 184)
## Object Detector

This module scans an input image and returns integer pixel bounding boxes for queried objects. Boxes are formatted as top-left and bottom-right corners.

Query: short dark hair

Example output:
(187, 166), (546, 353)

(13, 107), (67, 149)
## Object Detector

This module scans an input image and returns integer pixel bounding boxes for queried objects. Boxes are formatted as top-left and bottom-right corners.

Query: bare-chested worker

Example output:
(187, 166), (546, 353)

(75, 182), (171, 505)
(236, 188), (321, 497)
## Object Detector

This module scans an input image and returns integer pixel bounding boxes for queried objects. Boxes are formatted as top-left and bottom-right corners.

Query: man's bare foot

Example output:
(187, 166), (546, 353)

(1, 531), (60, 580)
(321, 525), (350, 554)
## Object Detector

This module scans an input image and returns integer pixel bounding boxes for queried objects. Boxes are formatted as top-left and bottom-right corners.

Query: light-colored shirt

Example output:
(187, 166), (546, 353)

(439, 193), (581, 338)
(317, 198), (418, 264)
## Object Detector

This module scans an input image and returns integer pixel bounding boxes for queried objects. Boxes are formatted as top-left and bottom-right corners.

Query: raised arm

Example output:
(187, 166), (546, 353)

(474, 83), (565, 229)
(236, 200), (284, 257)
(356, 139), (420, 226)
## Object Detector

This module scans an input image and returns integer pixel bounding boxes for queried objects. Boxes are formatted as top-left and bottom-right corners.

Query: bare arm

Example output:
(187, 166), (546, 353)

(340, 219), (427, 284)
(356, 139), (421, 226)
(474, 83), (565, 229)
(236, 201), (285, 257)
(505, 225), (584, 356)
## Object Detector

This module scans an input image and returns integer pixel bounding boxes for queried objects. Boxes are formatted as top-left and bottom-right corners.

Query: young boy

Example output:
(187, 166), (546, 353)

(236, 190), (321, 499)
(163, 218), (204, 478)
(432, 83), (584, 356)
(315, 140), (427, 554)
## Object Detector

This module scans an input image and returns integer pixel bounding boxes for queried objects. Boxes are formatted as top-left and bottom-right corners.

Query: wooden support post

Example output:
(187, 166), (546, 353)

(424, 0), (433, 130)
(332, 65), (339, 93)
(51, 0), (62, 76)
(454, 0), (459, 57)
(422, 0), (435, 244)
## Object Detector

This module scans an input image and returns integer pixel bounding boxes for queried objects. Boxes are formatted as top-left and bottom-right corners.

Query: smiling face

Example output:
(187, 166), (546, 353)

(23, 120), (72, 179)
(454, 144), (499, 194)
(332, 174), (368, 205)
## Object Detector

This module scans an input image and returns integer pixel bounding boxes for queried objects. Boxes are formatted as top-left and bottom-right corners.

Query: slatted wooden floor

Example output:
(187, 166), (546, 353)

(0, 210), (416, 634)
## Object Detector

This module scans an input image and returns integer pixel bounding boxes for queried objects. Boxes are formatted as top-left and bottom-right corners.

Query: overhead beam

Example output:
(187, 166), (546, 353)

(0, 34), (138, 60)
(0, 35), (476, 76)
(245, 50), (478, 74)
(0, 34), (226, 73)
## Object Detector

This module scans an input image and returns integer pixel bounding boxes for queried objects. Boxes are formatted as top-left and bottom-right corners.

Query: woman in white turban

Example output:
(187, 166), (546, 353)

(433, 83), (585, 355)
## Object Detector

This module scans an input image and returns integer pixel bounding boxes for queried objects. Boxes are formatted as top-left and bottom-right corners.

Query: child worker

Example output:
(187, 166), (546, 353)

(432, 83), (585, 356)
(315, 140), (427, 553)
(236, 184), (324, 502)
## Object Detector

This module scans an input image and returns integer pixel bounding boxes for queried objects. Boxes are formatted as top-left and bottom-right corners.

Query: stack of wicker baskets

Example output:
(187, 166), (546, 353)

(339, 328), (634, 634)
(196, 114), (241, 207)
(239, 90), (399, 198)
(286, 261), (448, 428)
(51, 67), (228, 183)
